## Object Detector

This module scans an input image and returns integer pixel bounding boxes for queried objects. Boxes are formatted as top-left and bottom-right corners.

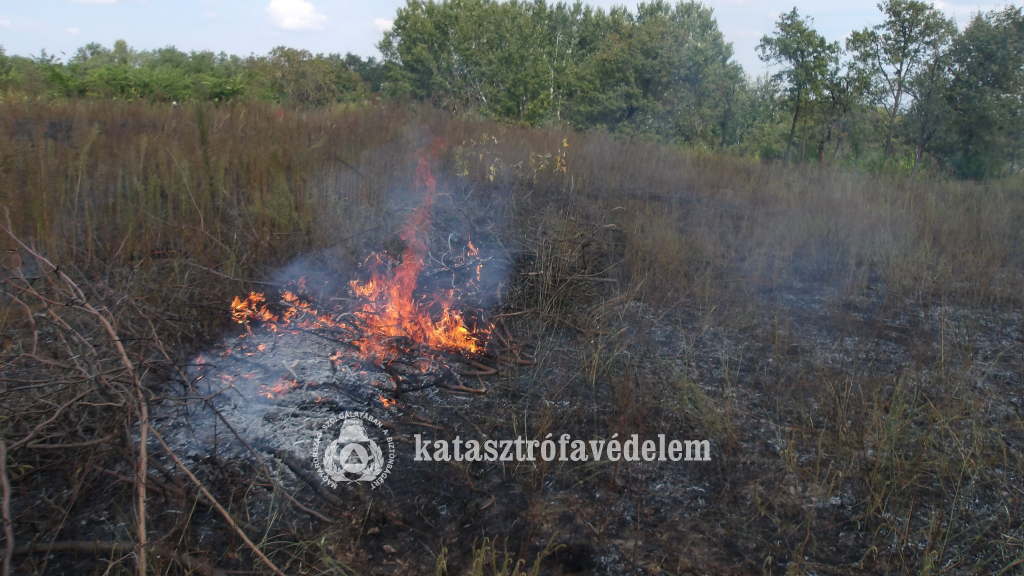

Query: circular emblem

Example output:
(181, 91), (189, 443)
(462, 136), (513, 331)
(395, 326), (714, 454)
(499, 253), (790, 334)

(312, 412), (395, 489)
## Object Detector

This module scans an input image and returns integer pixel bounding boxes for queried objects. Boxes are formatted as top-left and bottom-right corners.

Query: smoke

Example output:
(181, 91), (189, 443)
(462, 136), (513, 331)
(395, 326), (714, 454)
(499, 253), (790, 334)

(155, 137), (514, 461)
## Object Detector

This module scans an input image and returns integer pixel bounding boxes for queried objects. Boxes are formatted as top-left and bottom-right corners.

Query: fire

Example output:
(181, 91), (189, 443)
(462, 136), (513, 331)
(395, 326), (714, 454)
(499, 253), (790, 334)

(228, 147), (496, 401)
(347, 153), (486, 362)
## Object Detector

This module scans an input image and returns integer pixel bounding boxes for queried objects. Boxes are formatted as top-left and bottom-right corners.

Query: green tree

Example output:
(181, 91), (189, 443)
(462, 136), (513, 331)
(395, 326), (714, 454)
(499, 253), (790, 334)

(944, 6), (1024, 179)
(0, 46), (14, 91)
(847, 0), (956, 159)
(247, 47), (369, 105)
(903, 35), (955, 180)
(813, 61), (869, 164)
(758, 8), (839, 163)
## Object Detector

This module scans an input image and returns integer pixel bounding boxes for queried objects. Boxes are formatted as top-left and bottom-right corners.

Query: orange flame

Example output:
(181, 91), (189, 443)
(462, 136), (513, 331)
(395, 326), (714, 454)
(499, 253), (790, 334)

(228, 148), (492, 402)
(348, 152), (485, 362)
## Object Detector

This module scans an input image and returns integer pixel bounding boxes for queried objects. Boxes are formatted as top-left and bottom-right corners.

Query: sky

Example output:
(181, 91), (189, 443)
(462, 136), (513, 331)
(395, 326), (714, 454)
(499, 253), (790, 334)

(0, 0), (1016, 78)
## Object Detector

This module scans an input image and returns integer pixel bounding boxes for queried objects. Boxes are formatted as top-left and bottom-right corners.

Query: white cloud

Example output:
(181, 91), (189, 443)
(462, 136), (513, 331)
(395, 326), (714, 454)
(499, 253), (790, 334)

(203, 10), (218, 18)
(266, 0), (326, 31)
(67, 27), (81, 35)
(373, 17), (393, 31)
(70, 0), (118, 4)
(0, 19), (10, 29)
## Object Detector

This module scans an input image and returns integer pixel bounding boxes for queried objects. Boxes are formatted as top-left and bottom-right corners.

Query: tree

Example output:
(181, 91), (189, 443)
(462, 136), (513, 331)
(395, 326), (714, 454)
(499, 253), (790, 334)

(758, 8), (839, 163)
(847, 0), (956, 159)
(903, 36), (954, 180)
(0, 46), (14, 91)
(944, 6), (1024, 179)
(814, 61), (869, 165)
(247, 47), (369, 105)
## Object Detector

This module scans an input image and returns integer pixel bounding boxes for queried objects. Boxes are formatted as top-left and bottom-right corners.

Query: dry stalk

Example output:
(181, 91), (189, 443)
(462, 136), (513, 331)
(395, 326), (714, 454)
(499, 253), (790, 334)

(1, 441), (12, 576)
(1, 206), (150, 575)
(149, 426), (286, 576)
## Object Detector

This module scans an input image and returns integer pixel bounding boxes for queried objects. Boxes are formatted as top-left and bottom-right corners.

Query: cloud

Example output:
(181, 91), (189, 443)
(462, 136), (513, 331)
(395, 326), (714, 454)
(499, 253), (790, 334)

(0, 19), (10, 29)
(70, 0), (118, 4)
(266, 0), (326, 31)
(373, 18), (393, 31)
(67, 27), (81, 35)
(203, 10), (218, 19)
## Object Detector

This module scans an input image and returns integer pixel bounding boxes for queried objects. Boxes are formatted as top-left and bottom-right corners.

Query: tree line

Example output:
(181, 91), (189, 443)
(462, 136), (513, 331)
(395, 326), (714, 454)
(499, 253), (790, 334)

(1, 0), (1022, 179)
(0, 41), (383, 106)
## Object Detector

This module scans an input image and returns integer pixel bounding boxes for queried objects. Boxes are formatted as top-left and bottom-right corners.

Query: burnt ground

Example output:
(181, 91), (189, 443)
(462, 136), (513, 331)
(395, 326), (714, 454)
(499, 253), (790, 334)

(11, 269), (1022, 576)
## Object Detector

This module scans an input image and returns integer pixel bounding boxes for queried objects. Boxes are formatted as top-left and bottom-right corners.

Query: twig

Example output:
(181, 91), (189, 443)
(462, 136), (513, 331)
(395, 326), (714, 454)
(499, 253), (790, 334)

(138, 312), (330, 523)
(270, 449), (346, 508)
(6, 389), (93, 451)
(456, 358), (497, 377)
(24, 434), (116, 450)
(441, 377), (487, 394)
(176, 261), (279, 287)
(149, 427), (285, 576)
(136, 396), (148, 576)
(1, 441), (12, 576)
(206, 407), (331, 523)
(488, 309), (533, 319)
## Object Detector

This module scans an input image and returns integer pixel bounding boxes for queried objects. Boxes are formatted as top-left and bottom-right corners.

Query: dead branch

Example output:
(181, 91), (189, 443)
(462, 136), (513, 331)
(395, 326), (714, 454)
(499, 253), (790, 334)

(270, 448), (347, 508)
(149, 426), (285, 576)
(1, 441), (12, 576)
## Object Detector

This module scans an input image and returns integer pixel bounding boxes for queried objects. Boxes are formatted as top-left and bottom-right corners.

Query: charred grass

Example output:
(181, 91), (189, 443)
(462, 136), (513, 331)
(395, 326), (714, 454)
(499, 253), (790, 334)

(0, 99), (1022, 575)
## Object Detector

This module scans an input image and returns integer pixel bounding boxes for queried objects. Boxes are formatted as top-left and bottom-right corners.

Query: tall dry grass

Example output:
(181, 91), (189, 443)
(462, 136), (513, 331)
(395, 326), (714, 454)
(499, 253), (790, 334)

(2, 99), (1020, 320)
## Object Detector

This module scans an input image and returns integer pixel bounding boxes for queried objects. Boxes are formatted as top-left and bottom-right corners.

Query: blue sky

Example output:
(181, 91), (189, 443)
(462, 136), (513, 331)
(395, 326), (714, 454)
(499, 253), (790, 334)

(0, 0), (1014, 78)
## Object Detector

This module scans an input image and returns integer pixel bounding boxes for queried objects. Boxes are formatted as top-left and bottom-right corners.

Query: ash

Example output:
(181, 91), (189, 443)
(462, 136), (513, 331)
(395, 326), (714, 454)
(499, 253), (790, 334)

(153, 327), (405, 463)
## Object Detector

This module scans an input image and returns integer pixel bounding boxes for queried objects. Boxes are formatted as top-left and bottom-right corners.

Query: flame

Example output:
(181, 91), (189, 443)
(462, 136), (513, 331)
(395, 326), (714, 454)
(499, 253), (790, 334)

(228, 148), (494, 402)
(348, 153), (485, 362)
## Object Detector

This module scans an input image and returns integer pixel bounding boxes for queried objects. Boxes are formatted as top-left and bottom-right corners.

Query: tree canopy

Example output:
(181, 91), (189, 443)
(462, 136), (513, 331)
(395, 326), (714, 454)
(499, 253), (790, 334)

(2, 0), (1023, 180)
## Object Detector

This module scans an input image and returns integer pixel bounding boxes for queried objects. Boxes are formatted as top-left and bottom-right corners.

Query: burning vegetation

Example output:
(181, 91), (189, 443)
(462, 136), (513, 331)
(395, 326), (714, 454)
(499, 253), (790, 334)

(223, 151), (527, 403)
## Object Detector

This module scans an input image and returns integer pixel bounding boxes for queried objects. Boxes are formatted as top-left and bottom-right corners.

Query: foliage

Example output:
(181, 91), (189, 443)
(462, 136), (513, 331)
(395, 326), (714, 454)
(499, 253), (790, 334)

(4, 1), (1024, 179)
(380, 0), (743, 144)
(246, 47), (370, 105)
(942, 6), (1024, 178)
(757, 9), (841, 163)
(847, 0), (957, 159)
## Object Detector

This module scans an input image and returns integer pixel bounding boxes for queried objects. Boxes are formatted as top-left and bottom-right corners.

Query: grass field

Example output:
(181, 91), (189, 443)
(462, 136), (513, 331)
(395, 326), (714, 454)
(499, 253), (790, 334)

(1, 99), (1022, 575)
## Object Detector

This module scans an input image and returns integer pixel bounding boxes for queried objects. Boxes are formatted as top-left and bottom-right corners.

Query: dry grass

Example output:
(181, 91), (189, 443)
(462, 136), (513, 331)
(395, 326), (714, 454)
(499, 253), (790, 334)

(1, 99), (1022, 574)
